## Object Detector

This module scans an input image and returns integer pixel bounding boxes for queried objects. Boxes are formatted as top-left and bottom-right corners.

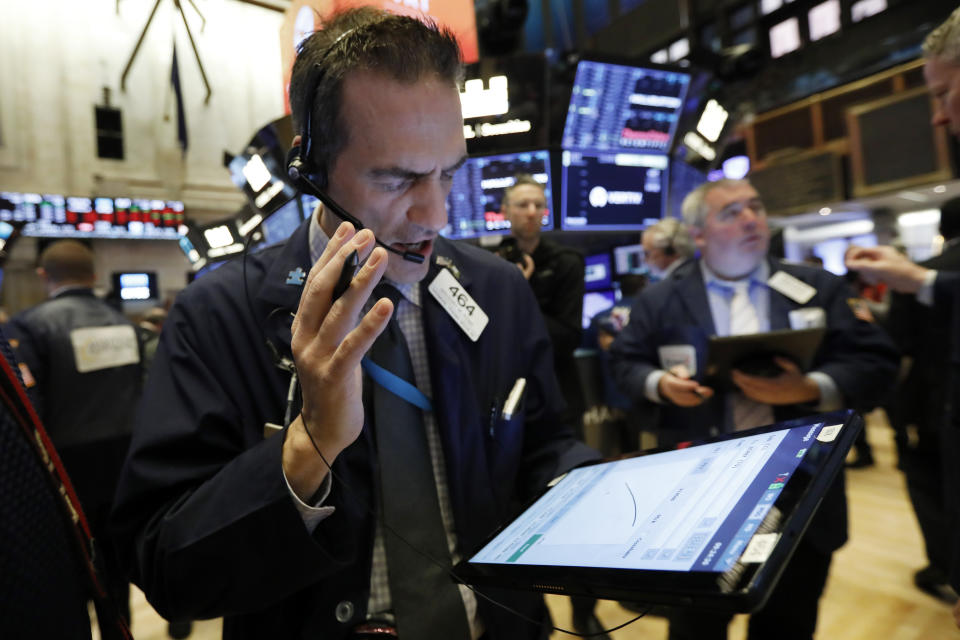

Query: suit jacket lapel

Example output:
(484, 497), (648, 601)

(419, 250), (497, 538)
(676, 261), (718, 334)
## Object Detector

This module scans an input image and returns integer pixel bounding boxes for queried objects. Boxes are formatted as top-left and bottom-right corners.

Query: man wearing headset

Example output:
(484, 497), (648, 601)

(112, 8), (594, 640)
(640, 217), (694, 281)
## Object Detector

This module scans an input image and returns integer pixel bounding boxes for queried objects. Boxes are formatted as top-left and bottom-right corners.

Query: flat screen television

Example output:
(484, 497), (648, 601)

(560, 150), (666, 231)
(443, 149), (553, 240)
(582, 288), (618, 329)
(113, 271), (159, 302)
(613, 243), (645, 275)
(562, 58), (691, 154)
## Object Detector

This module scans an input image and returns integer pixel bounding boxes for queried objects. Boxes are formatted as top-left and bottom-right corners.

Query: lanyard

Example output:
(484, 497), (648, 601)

(361, 357), (433, 412)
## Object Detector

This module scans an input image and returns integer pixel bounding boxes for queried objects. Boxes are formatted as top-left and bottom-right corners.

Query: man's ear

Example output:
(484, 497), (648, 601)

(291, 134), (302, 149)
(691, 227), (707, 250)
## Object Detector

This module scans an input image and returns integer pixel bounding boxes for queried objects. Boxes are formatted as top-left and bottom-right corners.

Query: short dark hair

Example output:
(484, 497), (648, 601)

(502, 174), (544, 206)
(289, 7), (464, 184)
(39, 240), (95, 283)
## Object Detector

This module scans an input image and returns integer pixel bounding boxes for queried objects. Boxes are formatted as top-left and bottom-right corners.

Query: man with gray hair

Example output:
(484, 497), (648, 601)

(610, 178), (898, 639)
(923, 4), (960, 137)
(641, 217), (694, 281)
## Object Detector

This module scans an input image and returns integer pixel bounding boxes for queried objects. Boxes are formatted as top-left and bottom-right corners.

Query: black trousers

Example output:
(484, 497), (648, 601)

(668, 538), (833, 640)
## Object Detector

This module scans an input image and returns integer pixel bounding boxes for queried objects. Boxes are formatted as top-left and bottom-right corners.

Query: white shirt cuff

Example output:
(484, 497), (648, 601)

(806, 371), (842, 411)
(916, 270), (938, 306)
(284, 470), (336, 531)
(644, 370), (666, 404)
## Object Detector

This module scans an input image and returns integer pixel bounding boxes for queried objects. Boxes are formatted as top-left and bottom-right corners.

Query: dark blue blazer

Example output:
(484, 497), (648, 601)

(111, 219), (596, 640)
(610, 258), (900, 552)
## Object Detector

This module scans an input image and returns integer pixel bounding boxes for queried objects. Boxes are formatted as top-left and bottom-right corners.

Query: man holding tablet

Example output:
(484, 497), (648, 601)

(609, 179), (898, 639)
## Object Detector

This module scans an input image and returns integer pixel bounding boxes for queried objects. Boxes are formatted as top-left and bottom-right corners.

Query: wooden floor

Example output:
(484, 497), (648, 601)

(104, 410), (958, 639)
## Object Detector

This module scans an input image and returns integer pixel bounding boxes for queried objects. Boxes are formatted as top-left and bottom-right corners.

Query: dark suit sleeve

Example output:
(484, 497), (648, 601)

(935, 270), (960, 304)
(111, 287), (350, 621)
(540, 250), (585, 357)
(608, 290), (662, 405)
(490, 264), (597, 501)
(808, 272), (900, 412)
(5, 314), (46, 416)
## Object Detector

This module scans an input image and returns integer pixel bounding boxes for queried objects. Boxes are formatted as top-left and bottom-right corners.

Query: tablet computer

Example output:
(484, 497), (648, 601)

(454, 410), (861, 613)
(705, 327), (825, 387)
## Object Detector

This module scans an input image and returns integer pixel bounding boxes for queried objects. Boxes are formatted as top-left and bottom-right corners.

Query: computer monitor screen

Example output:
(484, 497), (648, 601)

(582, 289), (618, 329)
(443, 149), (553, 240)
(560, 151), (666, 230)
(0, 192), (184, 239)
(584, 253), (613, 291)
(114, 271), (158, 301)
(261, 196), (308, 246)
(613, 243), (645, 275)
(563, 59), (691, 153)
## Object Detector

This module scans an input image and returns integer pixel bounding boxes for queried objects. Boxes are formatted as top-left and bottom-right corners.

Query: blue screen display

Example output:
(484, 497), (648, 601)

(563, 60), (690, 154)
(560, 151), (666, 231)
(443, 149), (553, 240)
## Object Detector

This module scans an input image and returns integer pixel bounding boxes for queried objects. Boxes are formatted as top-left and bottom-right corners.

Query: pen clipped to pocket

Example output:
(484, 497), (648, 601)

(488, 377), (527, 443)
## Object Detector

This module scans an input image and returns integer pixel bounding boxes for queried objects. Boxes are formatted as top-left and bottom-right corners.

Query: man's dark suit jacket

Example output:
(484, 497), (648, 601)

(609, 258), (899, 553)
(111, 218), (596, 640)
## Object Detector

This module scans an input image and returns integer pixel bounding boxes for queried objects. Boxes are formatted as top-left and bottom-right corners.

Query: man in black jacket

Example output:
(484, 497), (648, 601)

(884, 197), (960, 602)
(111, 9), (596, 640)
(7, 239), (140, 623)
(846, 8), (960, 626)
(497, 174), (586, 424)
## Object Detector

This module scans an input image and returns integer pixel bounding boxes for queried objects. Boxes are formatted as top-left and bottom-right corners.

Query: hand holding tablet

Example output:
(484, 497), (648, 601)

(454, 410), (862, 614)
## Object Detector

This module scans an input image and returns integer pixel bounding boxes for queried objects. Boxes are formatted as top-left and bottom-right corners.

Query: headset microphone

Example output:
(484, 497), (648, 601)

(287, 147), (425, 265)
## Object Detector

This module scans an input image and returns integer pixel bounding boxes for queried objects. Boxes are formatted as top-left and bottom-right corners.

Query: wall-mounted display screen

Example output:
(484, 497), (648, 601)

(562, 59), (691, 154)
(0, 192), (185, 239)
(560, 151), (666, 231)
(613, 243), (645, 275)
(582, 289), (618, 329)
(584, 253), (613, 291)
(113, 271), (159, 301)
(443, 149), (553, 240)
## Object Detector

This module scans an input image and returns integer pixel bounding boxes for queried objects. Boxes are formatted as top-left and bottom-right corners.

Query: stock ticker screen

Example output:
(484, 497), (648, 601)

(562, 60), (690, 154)
(443, 149), (553, 240)
(560, 150), (666, 231)
(0, 192), (184, 239)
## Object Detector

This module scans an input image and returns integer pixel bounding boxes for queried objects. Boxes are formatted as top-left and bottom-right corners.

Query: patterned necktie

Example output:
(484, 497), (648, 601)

(729, 281), (775, 431)
(369, 284), (470, 640)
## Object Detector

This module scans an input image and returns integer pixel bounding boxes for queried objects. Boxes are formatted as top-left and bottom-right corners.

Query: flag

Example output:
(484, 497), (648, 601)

(171, 42), (188, 156)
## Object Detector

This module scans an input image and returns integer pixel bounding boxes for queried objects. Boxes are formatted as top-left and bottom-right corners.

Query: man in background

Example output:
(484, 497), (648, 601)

(7, 239), (140, 624)
(497, 174), (585, 419)
(884, 196), (960, 603)
(611, 179), (898, 639)
(641, 216), (695, 282)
